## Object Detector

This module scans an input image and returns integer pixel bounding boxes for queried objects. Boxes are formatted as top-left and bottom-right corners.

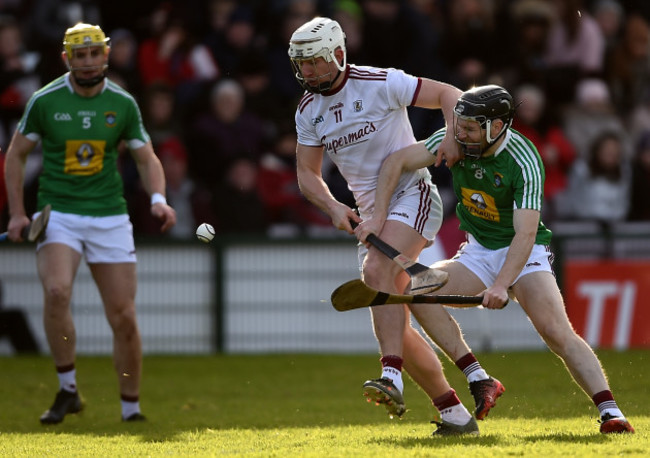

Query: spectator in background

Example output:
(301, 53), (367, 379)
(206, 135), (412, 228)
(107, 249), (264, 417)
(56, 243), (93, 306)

(130, 137), (215, 238)
(122, 82), (182, 215)
(561, 131), (631, 223)
(204, 4), (258, 77)
(265, 1), (318, 103)
(513, 83), (576, 222)
(628, 131), (650, 221)
(563, 78), (628, 159)
(0, 16), (41, 148)
(235, 51), (294, 130)
(592, 0), (625, 52)
(543, 0), (605, 104)
(141, 82), (181, 146)
(137, 2), (218, 112)
(188, 78), (267, 187)
(258, 124), (330, 233)
(333, 0), (364, 64)
(500, 0), (553, 90)
(605, 13), (650, 118)
(106, 28), (140, 95)
(438, 0), (503, 89)
(0, 149), (6, 229)
(212, 158), (268, 235)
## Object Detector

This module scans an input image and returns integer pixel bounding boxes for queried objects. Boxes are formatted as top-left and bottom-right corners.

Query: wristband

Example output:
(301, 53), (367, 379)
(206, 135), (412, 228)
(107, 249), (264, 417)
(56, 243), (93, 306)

(151, 192), (167, 205)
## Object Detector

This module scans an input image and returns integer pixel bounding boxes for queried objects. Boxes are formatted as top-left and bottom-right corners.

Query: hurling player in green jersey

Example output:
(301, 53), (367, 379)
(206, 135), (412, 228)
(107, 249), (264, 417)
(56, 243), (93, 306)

(355, 85), (634, 434)
(4, 23), (176, 424)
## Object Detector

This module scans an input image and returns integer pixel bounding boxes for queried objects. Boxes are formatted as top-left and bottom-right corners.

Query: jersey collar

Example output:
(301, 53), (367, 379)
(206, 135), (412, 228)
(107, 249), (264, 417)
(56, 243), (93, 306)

(492, 129), (511, 157)
(321, 65), (350, 97)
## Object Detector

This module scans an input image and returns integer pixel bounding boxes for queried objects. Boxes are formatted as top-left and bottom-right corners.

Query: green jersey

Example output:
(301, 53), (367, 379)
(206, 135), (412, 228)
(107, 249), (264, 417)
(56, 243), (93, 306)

(424, 128), (553, 249)
(18, 74), (150, 216)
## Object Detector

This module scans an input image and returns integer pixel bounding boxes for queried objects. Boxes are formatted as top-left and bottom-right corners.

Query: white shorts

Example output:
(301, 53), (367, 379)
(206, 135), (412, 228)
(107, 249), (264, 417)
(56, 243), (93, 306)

(451, 234), (554, 287)
(36, 210), (136, 263)
(357, 180), (443, 270)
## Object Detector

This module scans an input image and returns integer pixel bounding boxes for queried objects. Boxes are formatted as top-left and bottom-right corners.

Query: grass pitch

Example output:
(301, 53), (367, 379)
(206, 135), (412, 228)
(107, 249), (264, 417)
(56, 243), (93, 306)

(0, 350), (647, 456)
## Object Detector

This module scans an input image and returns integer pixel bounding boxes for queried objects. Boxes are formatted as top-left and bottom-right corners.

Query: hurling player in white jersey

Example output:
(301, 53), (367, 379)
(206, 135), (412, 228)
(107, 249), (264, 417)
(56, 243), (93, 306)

(290, 17), (504, 435)
(360, 84), (634, 434)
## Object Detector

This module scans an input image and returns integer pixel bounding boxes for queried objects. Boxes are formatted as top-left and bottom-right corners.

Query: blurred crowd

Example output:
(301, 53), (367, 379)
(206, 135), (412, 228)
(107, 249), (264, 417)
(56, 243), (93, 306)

(1, 0), (650, 241)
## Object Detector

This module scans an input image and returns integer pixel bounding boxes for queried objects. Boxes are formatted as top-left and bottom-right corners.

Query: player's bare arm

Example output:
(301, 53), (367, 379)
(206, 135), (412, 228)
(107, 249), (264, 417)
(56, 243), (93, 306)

(131, 142), (177, 232)
(355, 142), (433, 244)
(296, 143), (360, 234)
(4, 131), (37, 241)
(482, 209), (539, 309)
(414, 79), (462, 167)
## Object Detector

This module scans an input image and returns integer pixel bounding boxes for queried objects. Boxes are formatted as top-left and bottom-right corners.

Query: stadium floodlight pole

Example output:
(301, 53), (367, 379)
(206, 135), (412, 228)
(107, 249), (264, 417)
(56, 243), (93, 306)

(330, 279), (509, 311)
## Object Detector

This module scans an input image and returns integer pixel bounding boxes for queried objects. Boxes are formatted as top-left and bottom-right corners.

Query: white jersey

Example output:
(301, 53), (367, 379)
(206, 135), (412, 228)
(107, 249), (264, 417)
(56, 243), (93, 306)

(295, 64), (430, 214)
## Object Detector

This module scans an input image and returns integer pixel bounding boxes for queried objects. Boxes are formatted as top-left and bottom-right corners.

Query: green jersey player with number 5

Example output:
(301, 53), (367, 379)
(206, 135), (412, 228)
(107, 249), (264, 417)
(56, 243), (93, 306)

(4, 23), (177, 424)
(358, 85), (634, 434)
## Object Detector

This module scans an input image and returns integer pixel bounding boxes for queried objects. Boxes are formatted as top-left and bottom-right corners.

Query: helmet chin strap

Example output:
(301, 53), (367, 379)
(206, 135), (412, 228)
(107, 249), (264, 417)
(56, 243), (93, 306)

(67, 61), (108, 88)
(457, 121), (509, 160)
(73, 72), (106, 87)
(302, 68), (342, 94)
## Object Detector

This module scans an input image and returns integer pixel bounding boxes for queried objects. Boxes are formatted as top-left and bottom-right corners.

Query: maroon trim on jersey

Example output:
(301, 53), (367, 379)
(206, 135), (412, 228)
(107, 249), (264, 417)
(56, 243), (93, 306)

(321, 65), (351, 97)
(411, 78), (423, 106)
(298, 92), (315, 114)
(414, 179), (431, 235)
(348, 67), (388, 81)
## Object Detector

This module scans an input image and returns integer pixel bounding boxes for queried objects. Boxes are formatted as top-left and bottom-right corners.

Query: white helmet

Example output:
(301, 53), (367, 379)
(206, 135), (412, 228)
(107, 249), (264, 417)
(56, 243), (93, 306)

(288, 17), (346, 93)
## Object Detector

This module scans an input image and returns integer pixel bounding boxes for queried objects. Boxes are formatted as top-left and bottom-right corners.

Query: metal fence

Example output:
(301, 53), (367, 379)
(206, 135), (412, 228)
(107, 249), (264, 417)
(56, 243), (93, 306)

(2, 223), (649, 355)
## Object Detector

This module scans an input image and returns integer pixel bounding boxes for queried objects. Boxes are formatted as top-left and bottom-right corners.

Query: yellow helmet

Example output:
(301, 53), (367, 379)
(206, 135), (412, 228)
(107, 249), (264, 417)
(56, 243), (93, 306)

(63, 23), (109, 59)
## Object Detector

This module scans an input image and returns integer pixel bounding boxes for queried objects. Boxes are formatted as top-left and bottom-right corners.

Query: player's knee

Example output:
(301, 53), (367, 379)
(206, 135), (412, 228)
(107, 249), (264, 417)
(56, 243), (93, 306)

(43, 283), (73, 307)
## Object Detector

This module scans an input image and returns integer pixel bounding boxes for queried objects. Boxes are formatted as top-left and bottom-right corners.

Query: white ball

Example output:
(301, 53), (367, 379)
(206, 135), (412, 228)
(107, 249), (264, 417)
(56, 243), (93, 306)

(195, 223), (215, 243)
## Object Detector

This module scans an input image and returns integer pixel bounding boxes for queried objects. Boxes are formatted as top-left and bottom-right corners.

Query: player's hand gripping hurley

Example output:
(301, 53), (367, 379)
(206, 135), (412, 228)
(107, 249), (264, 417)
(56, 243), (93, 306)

(352, 219), (448, 294)
(330, 279), (508, 311)
(0, 204), (51, 243)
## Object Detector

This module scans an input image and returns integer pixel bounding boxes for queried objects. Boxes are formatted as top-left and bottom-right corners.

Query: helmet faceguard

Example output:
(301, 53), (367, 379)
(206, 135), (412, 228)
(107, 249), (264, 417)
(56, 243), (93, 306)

(288, 17), (346, 94)
(63, 23), (110, 87)
(453, 85), (515, 160)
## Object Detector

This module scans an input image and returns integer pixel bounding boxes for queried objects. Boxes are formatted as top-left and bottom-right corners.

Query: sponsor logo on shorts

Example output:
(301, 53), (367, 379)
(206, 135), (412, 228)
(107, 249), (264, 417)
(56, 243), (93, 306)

(390, 211), (409, 219)
(525, 261), (541, 267)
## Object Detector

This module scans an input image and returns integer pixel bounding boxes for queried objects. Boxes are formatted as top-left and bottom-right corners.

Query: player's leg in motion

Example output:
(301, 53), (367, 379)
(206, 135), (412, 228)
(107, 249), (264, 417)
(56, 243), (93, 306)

(37, 243), (84, 424)
(402, 324), (478, 435)
(361, 219), (433, 418)
(513, 272), (634, 434)
(409, 261), (505, 420)
(90, 262), (145, 422)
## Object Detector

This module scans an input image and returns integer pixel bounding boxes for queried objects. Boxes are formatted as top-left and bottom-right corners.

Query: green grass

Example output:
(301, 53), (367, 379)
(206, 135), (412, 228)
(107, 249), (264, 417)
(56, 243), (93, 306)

(1, 350), (648, 456)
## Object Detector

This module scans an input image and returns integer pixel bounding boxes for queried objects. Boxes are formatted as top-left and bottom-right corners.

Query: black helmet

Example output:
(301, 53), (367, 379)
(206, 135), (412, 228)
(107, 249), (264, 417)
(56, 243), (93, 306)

(453, 85), (515, 159)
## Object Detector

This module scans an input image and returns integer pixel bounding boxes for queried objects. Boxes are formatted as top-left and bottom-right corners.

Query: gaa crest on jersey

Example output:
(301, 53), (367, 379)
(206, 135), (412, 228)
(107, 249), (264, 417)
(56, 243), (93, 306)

(104, 111), (117, 127)
(494, 172), (503, 187)
(312, 115), (324, 126)
(353, 100), (363, 112)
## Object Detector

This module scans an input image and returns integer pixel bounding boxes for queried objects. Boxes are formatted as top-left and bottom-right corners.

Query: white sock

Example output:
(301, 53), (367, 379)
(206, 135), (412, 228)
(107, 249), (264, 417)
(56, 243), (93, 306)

(440, 403), (473, 425)
(601, 408), (624, 419)
(382, 366), (404, 394)
(57, 369), (77, 393)
(467, 368), (489, 383)
(121, 400), (141, 419)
